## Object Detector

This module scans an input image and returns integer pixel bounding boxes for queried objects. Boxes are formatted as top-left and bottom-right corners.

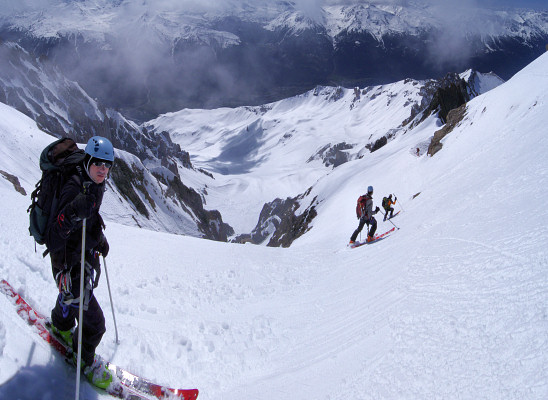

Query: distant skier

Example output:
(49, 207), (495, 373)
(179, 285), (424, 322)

(47, 136), (114, 389)
(382, 194), (397, 221)
(350, 186), (380, 244)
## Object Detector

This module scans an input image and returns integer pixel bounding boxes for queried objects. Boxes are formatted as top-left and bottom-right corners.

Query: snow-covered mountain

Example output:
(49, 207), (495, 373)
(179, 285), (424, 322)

(3, 1), (546, 50)
(145, 69), (504, 241)
(0, 50), (546, 400)
(0, 41), (141, 153)
(0, 40), (234, 241)
(1, 1), (546, 119)
(0, 26), (505, 245)
(0, 102), (233, 241)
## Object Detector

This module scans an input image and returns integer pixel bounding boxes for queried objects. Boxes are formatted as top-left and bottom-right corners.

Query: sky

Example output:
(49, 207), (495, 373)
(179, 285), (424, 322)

(0, 46), (547, 400)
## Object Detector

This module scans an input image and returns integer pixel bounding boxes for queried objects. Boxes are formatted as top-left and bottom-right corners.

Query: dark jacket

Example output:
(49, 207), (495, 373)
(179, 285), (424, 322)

(47, 166), (105, 274)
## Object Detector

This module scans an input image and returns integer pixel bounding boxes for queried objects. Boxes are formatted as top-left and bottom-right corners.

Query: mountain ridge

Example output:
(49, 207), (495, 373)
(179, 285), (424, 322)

(1, 1), (546, 119)
(145, 68), (505, 239)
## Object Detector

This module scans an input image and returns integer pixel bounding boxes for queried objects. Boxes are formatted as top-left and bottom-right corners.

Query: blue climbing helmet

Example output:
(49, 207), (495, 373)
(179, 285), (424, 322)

(85, 136), (114, 162)
(367, 185), (374, 195)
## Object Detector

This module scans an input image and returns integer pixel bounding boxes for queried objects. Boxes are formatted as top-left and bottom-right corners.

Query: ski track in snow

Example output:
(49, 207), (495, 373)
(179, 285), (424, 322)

(328, 231), (548, 400)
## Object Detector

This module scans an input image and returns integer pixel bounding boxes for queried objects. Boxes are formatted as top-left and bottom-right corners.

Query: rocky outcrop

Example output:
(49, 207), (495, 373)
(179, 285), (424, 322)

(423, 73), (470, 124)
(164, 175), (234, 242)
(233, 189), (318, 247)
(307, 142), (354, 168)
(111, 158), (234, 241)
(0, 170), (26, 196)
(427, 104), (467, 156)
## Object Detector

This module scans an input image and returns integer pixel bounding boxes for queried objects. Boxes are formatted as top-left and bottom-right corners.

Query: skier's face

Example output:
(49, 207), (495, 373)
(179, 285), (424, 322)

(89, 159), (111, 184)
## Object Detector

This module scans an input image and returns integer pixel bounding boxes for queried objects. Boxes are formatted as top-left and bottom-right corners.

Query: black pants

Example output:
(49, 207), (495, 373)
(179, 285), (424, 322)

(350, 216), (377, 242)
(51, 272), (105, 366)
(384, 207), (394, 220)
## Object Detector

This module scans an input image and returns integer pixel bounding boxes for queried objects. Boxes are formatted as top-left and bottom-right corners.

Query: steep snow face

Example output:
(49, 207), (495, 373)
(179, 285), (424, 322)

(461, 70), (505, 96)
(0, 52), (546, 400)
(146, 82), (422, 231)
(0, 42), (104, 131)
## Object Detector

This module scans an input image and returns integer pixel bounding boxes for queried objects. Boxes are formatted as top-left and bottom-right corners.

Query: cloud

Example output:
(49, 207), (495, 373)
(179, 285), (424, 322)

(3, 0), (542, 118)
(422, 0), (499, 70)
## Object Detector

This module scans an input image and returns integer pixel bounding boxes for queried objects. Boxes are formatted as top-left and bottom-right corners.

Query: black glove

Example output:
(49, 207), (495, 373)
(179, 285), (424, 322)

(96, 235), (109, 257)
(71, 192), (96, 220)
(93, 263), (101, 289)
(87, 254), (101, 289)
(375, 206), (380, 213)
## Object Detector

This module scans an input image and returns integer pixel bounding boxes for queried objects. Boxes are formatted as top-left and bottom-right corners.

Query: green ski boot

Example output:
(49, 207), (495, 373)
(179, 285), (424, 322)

(82, 355), (113, 390)
(49, 324), (73, 348)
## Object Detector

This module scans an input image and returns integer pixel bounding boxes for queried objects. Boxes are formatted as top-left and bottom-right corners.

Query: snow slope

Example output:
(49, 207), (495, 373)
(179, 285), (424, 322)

(147, 71), (502, 235)
(0, 53), (547, 400)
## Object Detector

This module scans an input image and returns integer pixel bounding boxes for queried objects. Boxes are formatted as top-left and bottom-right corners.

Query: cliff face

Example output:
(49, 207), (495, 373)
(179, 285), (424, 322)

(233, 191), (318, 248)
(0, 41), (232, 242)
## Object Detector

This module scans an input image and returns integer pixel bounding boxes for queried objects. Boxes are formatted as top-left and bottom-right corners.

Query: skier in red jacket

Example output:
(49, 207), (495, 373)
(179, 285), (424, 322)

(350, 185), (380, 244)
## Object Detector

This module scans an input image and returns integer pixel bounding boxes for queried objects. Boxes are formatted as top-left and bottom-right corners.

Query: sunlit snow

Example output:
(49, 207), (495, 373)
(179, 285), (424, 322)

(0, 53), (547, 400)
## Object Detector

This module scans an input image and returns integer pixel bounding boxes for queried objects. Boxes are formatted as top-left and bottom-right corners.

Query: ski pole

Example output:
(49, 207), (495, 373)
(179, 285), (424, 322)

(387, 216), (399, 230)
(75, 182), (91, 400)
(75, 216), (86, 400)
(102, 256), (119, 344)
(395, 194), (404, 212)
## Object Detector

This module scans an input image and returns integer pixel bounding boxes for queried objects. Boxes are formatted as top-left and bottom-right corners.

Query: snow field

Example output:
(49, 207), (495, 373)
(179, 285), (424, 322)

(0, 53), (547, 400)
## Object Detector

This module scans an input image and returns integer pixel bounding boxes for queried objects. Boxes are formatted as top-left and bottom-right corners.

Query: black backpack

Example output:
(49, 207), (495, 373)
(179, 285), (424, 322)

(28, 137), (85, 249)
(382, 197), (389, 209)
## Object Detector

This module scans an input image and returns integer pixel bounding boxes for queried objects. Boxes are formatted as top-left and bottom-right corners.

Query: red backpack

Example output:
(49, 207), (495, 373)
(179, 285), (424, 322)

(355, 195), (369, 218)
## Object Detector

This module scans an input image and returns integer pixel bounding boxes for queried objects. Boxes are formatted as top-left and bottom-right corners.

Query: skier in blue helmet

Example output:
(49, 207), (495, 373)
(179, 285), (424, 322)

(48, 136), (114, 389)
(350, 185), (380, 244)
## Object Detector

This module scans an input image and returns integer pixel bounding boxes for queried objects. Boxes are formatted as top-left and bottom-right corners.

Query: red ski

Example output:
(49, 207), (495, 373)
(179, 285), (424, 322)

(385, 210), (400, 220)
(0, 279), (198, 400)
(350, 227), (396, 248)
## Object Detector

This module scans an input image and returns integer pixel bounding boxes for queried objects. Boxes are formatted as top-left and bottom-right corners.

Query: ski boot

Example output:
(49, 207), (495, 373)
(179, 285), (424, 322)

(81, 355), (113, 390)
(49, 323), (74, 348)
